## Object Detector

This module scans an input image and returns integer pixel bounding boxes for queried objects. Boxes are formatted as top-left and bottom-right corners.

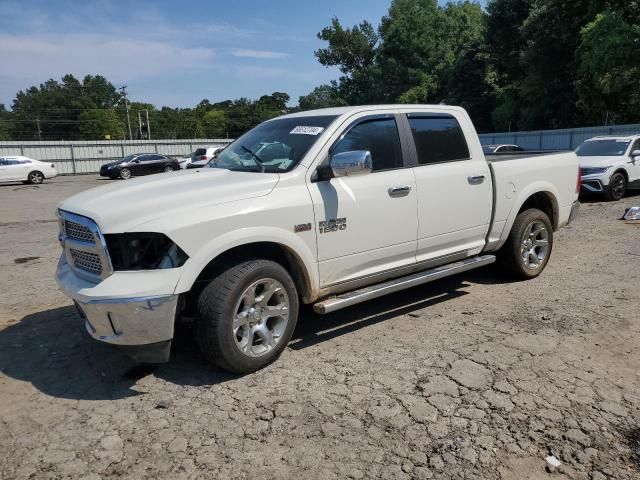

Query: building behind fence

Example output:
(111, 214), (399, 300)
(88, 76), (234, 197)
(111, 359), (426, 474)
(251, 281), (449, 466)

(0, 139), (233, 175)
(479, 123), (640, 151)
(3, 122), (640, 175)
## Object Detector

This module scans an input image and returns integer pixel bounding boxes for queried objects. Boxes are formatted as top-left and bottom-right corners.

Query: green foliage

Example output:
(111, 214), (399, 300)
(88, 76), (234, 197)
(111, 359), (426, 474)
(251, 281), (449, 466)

(306, 0), (640, 132)
(577, 10), (640, 124)
(298, 83), (347, 111)
(78, 109), (125, 140)
(0, 104), (10, 141)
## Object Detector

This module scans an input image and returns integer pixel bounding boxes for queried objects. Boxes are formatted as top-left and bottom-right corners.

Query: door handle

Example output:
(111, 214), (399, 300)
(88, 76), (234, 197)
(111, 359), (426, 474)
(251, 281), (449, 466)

(388, 185), (412, 197)
(467, 175), (485, 185)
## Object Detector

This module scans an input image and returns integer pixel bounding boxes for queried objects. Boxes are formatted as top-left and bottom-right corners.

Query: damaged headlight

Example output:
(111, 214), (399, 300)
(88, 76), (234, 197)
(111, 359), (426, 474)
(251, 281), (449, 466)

(104, 233), (188, 271)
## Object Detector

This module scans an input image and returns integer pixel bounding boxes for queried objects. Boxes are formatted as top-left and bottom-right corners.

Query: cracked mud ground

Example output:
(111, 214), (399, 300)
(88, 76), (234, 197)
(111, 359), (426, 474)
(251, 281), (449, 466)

(1, 176), (639, 479)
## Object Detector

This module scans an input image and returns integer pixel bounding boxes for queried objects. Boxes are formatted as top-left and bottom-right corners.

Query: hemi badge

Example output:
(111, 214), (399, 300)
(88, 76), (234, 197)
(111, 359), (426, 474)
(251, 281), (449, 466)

(294, 223), (312, 233)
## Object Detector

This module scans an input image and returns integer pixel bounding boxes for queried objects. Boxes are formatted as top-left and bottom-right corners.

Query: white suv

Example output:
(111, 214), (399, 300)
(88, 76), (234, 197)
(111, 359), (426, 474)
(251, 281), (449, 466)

(0, 156), (58, 184)
(577, 135), (640, 201)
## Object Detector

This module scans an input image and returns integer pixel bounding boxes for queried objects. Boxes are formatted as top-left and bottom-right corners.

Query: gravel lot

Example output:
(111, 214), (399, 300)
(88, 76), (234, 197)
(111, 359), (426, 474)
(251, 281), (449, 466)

(1, 175), (639, 479)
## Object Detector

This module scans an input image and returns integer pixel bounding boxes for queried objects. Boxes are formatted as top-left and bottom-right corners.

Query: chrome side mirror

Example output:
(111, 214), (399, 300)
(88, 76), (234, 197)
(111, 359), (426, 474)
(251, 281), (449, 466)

(329, 150), (372, 177)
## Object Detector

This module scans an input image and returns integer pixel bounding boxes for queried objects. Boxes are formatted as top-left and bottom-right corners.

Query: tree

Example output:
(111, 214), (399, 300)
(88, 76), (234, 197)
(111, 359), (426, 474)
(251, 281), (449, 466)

(10, 74), (121, 140)
(314, 18), (379, 104)
(299, 83), (347, 111)
(517, 0), (603, 129)
(78, 109), (125, 139)
(0, 104), (10, 141)
(577, 10), (640, 124)
(198, 109), (229, 138)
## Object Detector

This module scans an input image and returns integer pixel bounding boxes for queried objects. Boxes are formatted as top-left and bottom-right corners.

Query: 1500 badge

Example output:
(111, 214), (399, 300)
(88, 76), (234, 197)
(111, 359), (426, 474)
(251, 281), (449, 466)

(319, 218), (347, 233)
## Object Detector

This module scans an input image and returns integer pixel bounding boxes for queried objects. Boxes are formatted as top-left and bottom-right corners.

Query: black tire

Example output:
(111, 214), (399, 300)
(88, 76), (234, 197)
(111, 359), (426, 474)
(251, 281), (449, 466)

(163, 165), (175, 173)
(604, 172), (627, 201)
(196, 259), (299, 374)
(119, 168), (132, 180)
(27, 171), (44, 184)
(498, 208), (554, 280)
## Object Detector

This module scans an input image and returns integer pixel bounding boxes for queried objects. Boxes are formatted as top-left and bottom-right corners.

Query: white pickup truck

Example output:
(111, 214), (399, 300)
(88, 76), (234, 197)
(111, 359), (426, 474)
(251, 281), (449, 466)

(55, 105), (580, 373)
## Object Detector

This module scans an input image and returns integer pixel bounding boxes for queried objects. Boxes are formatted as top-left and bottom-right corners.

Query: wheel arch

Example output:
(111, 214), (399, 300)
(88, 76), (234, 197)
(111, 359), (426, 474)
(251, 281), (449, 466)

(175, 230), (319, 307)
(611, 168), (629, 182)
(494, 186), (560, 251)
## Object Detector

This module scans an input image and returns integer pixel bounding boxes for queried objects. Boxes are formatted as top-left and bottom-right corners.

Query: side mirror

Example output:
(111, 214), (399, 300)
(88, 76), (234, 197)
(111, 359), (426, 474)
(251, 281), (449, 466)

(329, 150), (372, 178)
(631, 150), (640, 161)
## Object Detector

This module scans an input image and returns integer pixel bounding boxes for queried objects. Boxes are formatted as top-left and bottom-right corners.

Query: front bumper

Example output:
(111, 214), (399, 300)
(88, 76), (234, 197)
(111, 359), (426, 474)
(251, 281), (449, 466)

(56, 257), (178, 363)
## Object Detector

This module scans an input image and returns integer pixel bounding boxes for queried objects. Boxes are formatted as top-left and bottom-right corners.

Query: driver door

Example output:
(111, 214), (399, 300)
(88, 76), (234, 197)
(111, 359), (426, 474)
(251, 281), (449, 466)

(629, 139), (640, 183)
(308, 114), (418, 289)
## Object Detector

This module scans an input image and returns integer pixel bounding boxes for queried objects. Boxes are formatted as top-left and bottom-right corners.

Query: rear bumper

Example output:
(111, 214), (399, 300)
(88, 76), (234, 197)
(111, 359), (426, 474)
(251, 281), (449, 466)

(568, 200), (580, 225)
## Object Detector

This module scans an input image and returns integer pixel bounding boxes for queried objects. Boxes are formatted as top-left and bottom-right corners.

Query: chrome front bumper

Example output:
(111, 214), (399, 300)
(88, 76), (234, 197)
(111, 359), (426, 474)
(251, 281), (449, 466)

(56, 256), (178, 363)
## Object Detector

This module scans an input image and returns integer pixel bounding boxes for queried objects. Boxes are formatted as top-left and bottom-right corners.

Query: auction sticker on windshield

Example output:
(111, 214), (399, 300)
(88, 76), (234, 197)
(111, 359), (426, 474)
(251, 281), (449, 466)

(290, 126), (325, 135)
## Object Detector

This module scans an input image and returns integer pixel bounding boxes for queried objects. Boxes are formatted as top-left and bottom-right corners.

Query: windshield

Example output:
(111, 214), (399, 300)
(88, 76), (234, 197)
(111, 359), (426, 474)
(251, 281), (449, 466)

(121, 154), (136, 163)
(211, 115), (337, 173)
(576, 140), (631, 157)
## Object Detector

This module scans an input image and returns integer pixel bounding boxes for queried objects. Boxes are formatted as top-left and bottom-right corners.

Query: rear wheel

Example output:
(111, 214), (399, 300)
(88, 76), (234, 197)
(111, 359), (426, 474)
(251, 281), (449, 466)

(119, 168), (131, 180)
(498, 208), (554, 280)
(163, 165), (174, 173)
(27, 171), (44, 184)
(196, 259), (299, 373)
(604, 172), (626, 201)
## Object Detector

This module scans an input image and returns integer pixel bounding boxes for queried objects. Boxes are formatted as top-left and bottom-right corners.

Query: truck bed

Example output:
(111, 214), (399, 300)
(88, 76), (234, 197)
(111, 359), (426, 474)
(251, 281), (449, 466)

(485, 151), (568, 162)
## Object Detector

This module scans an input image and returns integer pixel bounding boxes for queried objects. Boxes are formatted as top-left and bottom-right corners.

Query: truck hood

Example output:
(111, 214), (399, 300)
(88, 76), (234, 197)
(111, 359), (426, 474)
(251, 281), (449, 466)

(578, 156), (625, 168)
(59, 168), (279, 233)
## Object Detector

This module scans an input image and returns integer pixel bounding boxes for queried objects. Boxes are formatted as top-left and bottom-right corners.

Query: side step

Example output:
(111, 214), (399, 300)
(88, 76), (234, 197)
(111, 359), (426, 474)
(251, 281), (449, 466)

(313, 255), (496, 314)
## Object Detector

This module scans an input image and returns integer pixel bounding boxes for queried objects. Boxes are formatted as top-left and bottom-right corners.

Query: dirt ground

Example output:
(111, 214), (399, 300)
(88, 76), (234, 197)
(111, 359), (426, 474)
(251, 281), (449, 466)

(1, 175), (639, 480)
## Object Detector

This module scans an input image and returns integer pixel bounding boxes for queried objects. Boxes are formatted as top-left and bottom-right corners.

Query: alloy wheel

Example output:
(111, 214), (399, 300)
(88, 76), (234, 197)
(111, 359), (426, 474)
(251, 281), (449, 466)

(232, 278), (289, 358)
(520, 220), (549, 269)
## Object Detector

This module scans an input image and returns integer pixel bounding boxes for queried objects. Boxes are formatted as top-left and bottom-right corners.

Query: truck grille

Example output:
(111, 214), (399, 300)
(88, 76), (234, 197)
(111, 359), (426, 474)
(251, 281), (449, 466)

(64, 219), (95, 243)
(59, 210), (112, 282)
(69, 249), (103, 275)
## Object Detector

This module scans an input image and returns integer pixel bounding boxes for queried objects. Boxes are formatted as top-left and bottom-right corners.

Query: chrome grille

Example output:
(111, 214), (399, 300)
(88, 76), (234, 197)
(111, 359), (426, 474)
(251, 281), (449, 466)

(59, 210), (112, 282)
(69, 249), (103, 275)
(64, 219), (95, 243)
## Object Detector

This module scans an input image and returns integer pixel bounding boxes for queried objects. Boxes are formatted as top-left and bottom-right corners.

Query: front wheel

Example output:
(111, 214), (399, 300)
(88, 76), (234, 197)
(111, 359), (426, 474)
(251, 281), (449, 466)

(196, 259), (299, 373)
(27, 171), (44, 184)
(498, 208), (554, 280)
(604, 172), (626, 201)
(119, 168), (132, 180)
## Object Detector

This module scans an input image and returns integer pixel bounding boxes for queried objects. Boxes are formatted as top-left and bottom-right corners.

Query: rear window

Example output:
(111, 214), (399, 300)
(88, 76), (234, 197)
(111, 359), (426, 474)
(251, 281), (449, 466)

(194, 148), (207, 156)
(407, 115), (470, 165)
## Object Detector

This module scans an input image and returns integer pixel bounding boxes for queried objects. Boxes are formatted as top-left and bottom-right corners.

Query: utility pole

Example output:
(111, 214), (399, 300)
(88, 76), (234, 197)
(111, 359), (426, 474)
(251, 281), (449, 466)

(145, 109), (151, 140)
(36, 118), (42, 141)
(138, 110), (142, 140)
(119, 86), (133, 141)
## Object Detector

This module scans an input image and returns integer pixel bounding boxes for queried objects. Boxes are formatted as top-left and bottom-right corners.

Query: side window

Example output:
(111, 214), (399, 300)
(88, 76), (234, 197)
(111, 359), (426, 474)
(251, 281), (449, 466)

(136, 155), (150, 162)
(407, 115), (470, 165)
(332, 118), (403, 172)
(148, 155), (163, 161)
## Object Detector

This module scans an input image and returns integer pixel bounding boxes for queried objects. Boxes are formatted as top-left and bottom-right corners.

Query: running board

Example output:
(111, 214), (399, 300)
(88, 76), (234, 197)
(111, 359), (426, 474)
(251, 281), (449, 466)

(313, 255), (496, 314)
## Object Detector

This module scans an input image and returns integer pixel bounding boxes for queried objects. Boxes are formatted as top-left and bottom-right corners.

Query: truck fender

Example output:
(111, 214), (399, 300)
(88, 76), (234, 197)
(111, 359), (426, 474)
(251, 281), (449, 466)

(495, 181), (560, 251)
(173, 226), (319, 300)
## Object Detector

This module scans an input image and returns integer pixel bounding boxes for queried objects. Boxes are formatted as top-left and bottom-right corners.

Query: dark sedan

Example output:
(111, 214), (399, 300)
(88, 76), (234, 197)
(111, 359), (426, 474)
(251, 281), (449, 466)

(100, 154), (180, 180)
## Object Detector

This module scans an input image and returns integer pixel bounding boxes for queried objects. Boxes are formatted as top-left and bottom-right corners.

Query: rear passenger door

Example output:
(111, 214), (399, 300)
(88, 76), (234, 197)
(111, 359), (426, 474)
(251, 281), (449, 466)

(402, 113), (492, 264)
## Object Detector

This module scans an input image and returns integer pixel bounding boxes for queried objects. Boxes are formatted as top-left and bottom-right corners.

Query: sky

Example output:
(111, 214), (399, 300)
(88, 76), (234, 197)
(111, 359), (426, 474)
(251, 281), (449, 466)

(0, 0), (485, 109)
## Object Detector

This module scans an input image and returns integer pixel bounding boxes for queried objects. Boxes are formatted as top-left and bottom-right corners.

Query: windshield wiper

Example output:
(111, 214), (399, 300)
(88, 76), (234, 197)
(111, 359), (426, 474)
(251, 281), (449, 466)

(240, 145), (265, 172)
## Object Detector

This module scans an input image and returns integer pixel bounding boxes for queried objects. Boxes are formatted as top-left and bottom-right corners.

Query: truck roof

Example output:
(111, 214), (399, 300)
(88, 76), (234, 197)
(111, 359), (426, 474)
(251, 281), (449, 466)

(279, 104), (467, 119)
